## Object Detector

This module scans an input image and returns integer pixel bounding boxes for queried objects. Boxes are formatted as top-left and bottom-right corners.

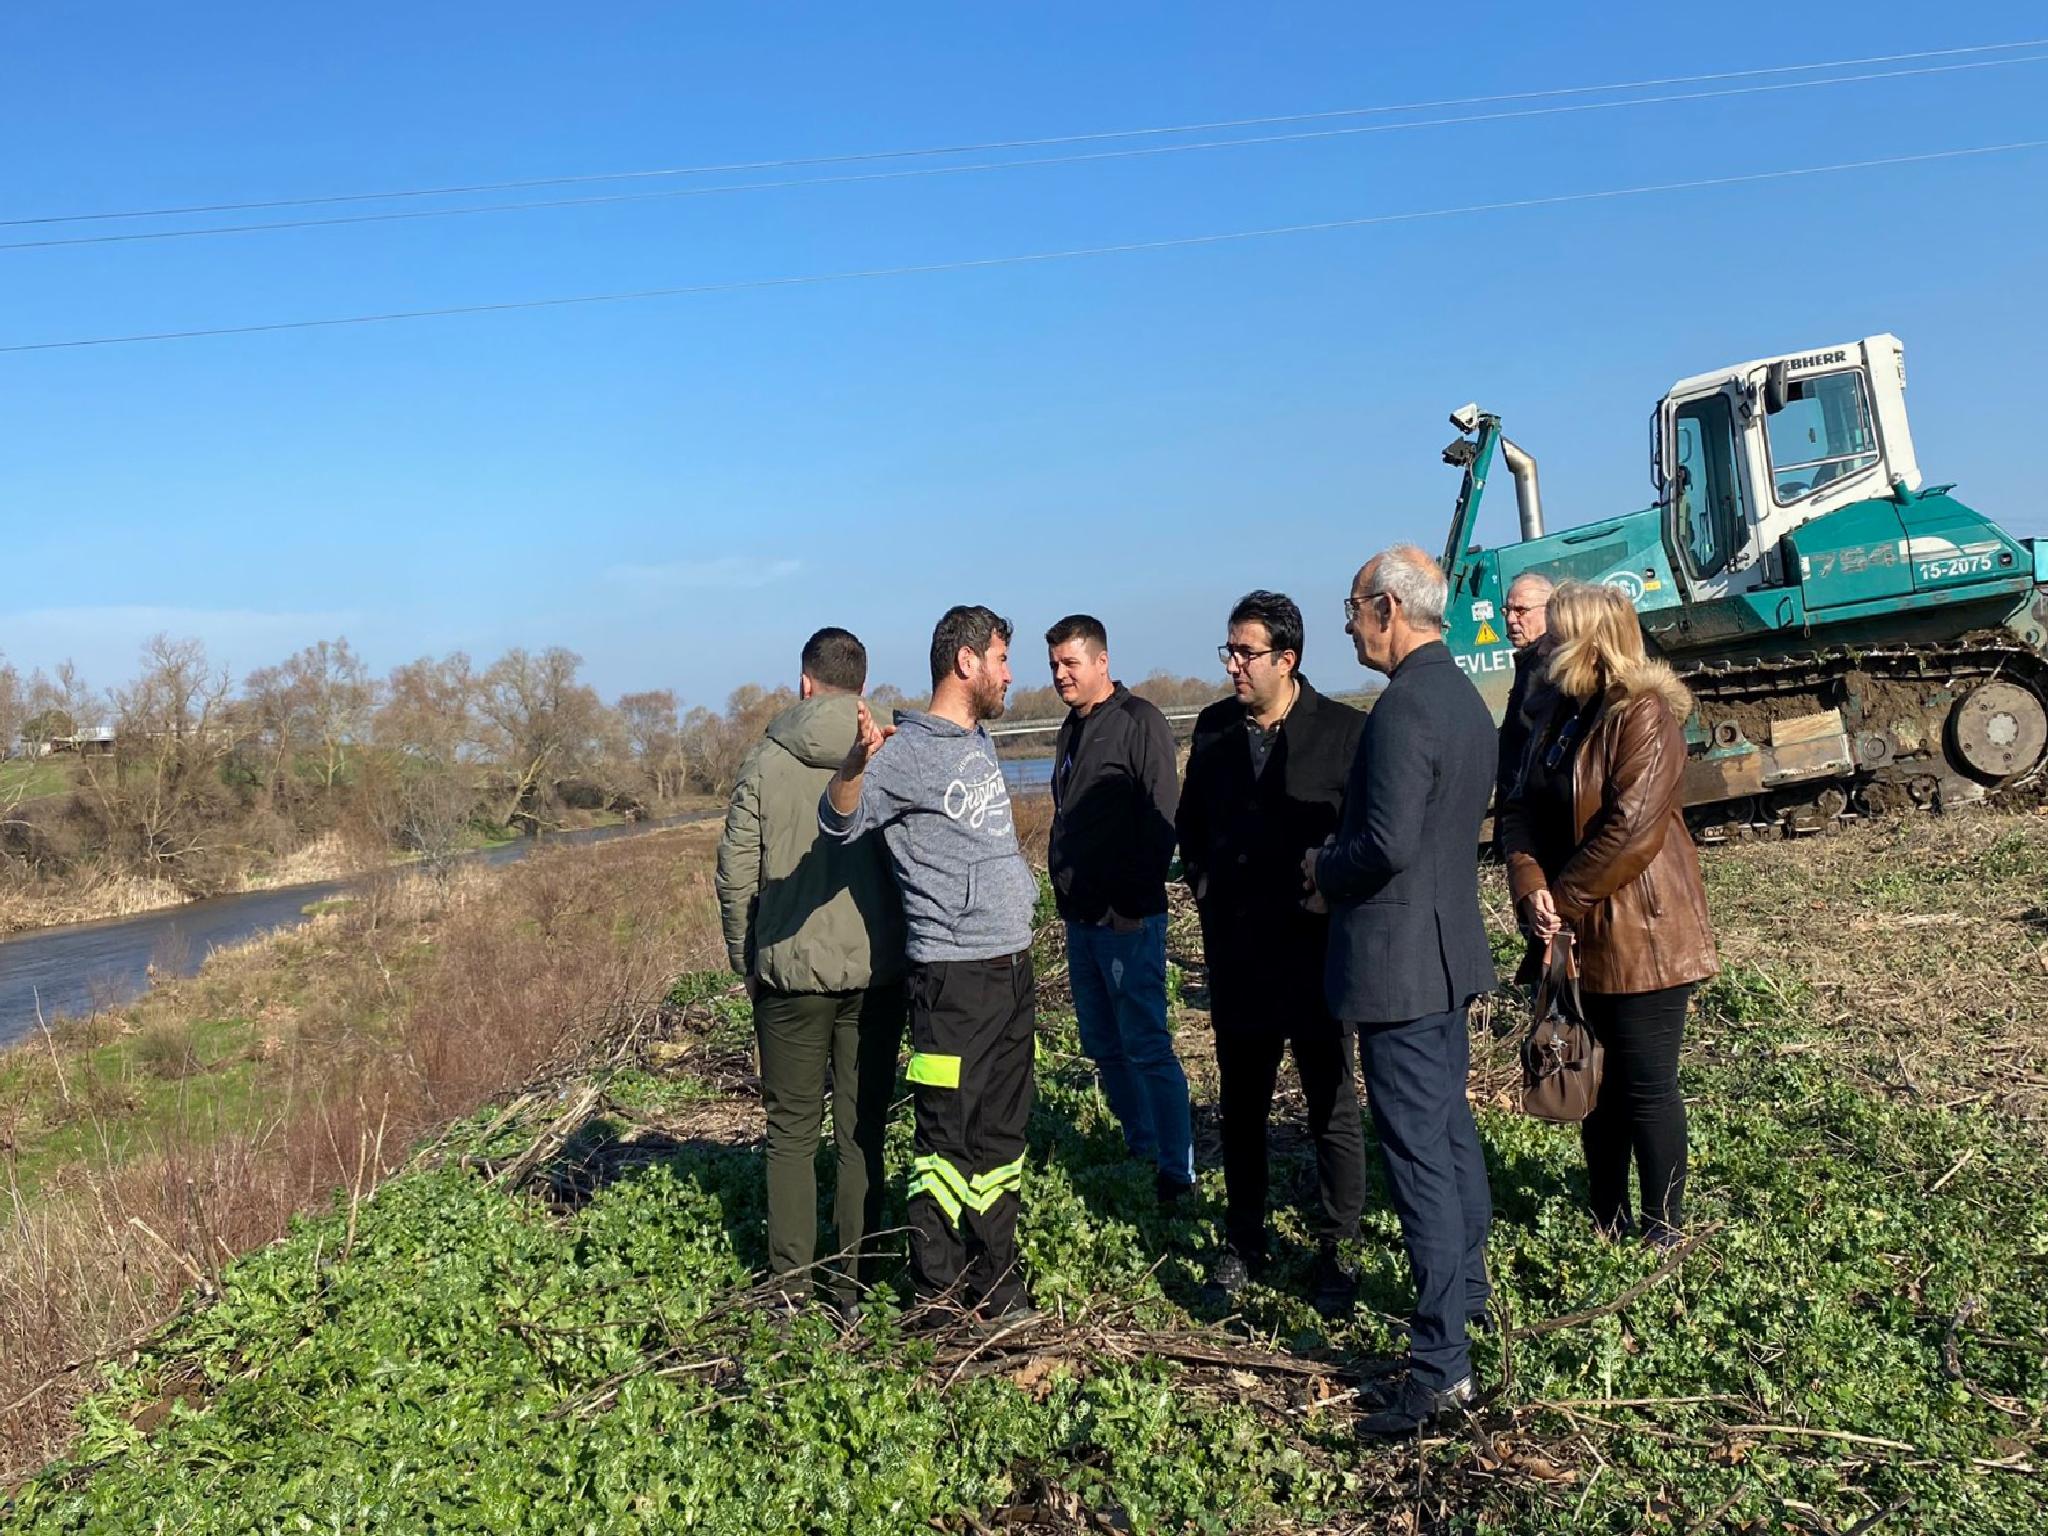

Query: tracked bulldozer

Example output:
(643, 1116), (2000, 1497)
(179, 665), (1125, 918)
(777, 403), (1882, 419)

(1439, 334), (2048, 835)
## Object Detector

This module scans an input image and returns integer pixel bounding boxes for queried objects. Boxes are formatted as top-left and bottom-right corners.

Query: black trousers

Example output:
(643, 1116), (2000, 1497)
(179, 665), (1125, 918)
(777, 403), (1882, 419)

(753, 981), (906, 1297)
(1580, 984), (1693, 1237)
(1357, 1005), (1493, 1392)
(1212, 1019), (1367, 1258)
(905, 951), (1036, 1313)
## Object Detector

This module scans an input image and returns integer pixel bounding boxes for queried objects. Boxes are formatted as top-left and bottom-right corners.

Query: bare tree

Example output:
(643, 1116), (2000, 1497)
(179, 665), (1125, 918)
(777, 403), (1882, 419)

(474, 647), (612, 829)
(866, 682), (912, 716)
(375, 652), (478, 766)
(373, 653), (481, 864)
(1129, 671), (1229, 711)
(241, 662), (303, 797)
(0, 657), (23, 763)
(677, 684), (794, 795)
(256, 638), (376, 790)
(616, 689), (684, 803)
(74, 636), (243, 887)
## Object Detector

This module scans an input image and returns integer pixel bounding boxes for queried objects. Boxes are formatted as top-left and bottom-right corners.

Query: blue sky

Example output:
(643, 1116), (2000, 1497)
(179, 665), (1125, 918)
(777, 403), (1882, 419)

(3, 4), (2044, 708)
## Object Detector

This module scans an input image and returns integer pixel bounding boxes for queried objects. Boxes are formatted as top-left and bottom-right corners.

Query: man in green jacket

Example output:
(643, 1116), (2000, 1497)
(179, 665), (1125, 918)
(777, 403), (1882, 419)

(716, 628), (907, 1318)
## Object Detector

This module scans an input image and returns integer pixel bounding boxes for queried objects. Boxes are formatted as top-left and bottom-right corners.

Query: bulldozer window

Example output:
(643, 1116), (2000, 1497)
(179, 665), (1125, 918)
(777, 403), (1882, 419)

(1671, 392), (1748, 582)
(1766, 370), (1879, 504)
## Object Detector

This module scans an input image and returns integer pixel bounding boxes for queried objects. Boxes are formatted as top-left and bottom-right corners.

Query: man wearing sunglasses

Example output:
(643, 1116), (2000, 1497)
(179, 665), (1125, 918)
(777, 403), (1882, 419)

(1303, 546), (1498, 1437)
(1176, 591), (1368, 1313)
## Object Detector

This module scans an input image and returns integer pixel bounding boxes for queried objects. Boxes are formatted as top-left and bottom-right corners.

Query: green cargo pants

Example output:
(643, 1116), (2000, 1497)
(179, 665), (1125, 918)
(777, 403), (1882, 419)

(753, 980), (906, 1300)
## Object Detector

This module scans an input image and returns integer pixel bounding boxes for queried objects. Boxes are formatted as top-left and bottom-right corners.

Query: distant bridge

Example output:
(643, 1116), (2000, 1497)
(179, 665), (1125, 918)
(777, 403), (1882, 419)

(990, 691), (1380, 745)
(986, 707), (1207, 743)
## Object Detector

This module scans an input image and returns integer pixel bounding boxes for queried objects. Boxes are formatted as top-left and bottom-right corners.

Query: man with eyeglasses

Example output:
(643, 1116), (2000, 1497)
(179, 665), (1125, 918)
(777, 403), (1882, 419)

(1495, 571), (1557, 815)
(1303, 546), (1498, 1437)
(1176, 591), (1368, 1312)
(1043, 614), (1193, 1208)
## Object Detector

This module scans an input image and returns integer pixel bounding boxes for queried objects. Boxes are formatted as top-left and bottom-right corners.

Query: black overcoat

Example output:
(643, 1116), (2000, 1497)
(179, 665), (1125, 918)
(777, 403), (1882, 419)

(1176, 676), (1364, 1032)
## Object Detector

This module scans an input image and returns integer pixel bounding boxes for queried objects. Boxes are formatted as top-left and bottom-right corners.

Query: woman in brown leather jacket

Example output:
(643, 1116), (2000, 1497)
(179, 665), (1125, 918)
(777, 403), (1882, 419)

(1501, 582), (1718, 1246)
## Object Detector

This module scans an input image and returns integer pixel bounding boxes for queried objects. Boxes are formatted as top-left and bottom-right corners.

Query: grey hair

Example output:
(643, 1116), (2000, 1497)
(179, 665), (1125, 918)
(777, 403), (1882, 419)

(1507, 570), (1555, 601)
(1365, 543), (1448, 630)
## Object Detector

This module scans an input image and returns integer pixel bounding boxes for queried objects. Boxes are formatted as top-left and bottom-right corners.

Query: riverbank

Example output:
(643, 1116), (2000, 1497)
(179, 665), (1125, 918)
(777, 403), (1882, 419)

(0, 820), (727, 1473)
(0, 812), (721, 1048)
(0, 799), (723, 941)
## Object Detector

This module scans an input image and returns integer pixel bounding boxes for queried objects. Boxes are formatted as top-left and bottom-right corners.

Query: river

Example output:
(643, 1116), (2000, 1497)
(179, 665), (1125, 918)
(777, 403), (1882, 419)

(0, 819), (700, 1049)
(1, 763), (1055, 1049)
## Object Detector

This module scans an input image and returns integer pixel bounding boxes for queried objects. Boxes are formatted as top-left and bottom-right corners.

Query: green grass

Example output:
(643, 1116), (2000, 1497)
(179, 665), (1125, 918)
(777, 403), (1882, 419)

(0, 1017), (267, 1194)
(0, 758), (75, 802)
(10, 816), (2048, 1531)
(6, 969), (2046, 1532)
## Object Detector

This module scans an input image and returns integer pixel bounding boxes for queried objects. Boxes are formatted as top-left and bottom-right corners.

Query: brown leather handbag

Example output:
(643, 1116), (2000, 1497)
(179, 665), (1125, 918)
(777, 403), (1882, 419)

(1519, 935), (1603, 1123)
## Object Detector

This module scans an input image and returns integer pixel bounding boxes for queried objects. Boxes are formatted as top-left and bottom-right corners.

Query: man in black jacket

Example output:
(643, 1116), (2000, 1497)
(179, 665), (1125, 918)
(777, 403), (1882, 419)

(1494, 571), (1556, 811)
(1045, 615), (1193, 1202)
(1178, 591), (1368, 1312)
(1304, 545), (1497, 1437)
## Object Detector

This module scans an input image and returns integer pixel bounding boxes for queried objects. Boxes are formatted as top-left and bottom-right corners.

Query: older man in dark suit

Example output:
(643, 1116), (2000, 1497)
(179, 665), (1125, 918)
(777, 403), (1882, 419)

(1303, 543), (1498, 1437)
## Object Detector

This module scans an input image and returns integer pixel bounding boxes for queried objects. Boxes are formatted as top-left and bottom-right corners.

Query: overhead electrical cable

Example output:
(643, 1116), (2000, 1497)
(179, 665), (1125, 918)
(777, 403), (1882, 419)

(5, 139), (2039, 355)
(2, 37), (2042, 232)
(3, 52), (2041, 255)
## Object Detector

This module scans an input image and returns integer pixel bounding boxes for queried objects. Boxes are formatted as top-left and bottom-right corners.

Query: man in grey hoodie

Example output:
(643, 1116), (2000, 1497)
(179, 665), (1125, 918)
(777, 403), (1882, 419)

(717, 627), (907, 1318)
(820, 605), (1041, 1326)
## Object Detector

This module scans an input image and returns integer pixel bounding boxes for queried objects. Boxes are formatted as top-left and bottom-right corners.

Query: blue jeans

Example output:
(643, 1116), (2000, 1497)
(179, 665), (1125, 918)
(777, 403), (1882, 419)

(1067, 915), (1193, 1183)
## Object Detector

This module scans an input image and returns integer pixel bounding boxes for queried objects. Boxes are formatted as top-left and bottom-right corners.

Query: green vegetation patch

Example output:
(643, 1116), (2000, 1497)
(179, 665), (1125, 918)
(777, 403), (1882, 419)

(0, 758), (77, 803)
(8, 997), (2047, 1533)
(0, 1016), (267, 1193)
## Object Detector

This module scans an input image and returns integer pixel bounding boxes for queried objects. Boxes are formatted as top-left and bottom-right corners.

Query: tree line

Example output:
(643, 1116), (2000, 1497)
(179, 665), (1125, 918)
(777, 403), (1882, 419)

(0, 635), (1233, 897)
(0, 637), (691, 894)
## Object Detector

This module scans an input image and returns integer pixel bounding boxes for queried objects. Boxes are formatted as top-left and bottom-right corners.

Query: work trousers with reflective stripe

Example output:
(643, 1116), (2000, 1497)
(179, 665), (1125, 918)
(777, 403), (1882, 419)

(904, 950), (1036, 1313)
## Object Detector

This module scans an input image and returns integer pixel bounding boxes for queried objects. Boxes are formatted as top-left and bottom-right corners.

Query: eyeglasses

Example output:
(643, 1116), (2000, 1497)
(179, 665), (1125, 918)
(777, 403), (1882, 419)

(1505, 603), (1543, 618)
(1218, 645), (1276, 669)
(1342, 593), (1393, 623)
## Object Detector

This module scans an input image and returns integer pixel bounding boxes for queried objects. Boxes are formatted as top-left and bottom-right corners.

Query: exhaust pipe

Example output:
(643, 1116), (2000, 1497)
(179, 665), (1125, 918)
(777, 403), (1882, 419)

(1500, 436), (1543, 541)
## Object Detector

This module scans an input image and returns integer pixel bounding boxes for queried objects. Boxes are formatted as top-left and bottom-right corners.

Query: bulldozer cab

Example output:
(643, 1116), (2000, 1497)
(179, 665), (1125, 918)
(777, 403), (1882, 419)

(1653, 334), (1920, 601)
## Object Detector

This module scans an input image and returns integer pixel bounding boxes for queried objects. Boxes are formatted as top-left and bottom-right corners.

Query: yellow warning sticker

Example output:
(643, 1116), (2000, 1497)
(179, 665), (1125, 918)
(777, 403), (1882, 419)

(1474, 620), (1501, 646)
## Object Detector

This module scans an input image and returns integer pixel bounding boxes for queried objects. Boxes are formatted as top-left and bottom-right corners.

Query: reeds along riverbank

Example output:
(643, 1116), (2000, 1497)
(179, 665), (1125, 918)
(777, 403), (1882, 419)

(0, 823), (725, 1475)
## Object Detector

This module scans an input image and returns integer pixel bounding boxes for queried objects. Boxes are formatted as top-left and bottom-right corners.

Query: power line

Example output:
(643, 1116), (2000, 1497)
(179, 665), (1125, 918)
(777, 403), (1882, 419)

(6, 139), (2038, 355)
(4, 38), (2042, 233)
(6, 53), (2040, 256)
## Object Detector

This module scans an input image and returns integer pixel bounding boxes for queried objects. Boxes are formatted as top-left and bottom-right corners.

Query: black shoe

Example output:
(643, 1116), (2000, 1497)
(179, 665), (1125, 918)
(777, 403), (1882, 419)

(1358, 1374), (1475, 1437)
(1208, 1242), (1268, 1298)
(1358, 1368), (1475, 1413)
(1310, 1247), (1359, 1319)
(973, 1296), (1044, 1335)
(825, 1291), (865, 1327)
(1155, 1169), (1197, 1210)
(1643, 1222), (1686, 1254)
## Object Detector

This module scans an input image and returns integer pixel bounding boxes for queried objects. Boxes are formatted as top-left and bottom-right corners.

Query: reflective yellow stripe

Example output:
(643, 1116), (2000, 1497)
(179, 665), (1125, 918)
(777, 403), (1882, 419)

(970, 1156), (1025, 1197)
(911, 1153), (1022, 1218)
(914, 1154), (972, 1203)
(909, 1172), (962, 1224)
(905, 1052), (962, 1089)
(963, 1155), (1026, 1212)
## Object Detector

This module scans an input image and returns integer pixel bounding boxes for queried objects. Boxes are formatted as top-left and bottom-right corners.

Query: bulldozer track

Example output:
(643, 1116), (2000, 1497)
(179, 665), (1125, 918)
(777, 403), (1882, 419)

(1674, 632), (2048, 837)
